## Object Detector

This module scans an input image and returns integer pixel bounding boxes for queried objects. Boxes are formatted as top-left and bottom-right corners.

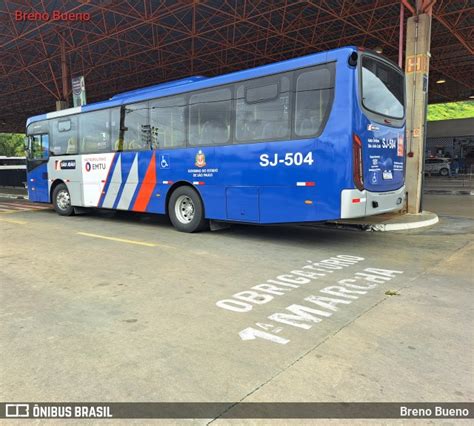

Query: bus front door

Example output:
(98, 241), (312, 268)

(27, 134), (50, 203)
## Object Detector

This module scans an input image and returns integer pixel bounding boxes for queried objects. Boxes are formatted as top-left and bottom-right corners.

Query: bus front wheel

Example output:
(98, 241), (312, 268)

(168, 186), (208, 233)
(52, 183), (75, 216)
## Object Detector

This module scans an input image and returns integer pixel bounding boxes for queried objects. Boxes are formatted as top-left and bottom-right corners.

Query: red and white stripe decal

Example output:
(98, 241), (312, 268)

(296, 181), (315, 187)
(352, 198), (367, 204)
(192, 181), (205, 185)
(162, 180), (173, 185)
(132, 152), (156, 212)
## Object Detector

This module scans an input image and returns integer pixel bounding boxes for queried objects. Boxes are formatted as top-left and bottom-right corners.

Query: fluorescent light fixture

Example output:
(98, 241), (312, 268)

(436, 79), (446, 84)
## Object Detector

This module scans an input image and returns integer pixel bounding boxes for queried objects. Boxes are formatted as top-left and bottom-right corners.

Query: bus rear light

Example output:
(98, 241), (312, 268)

(296, 181), (315, 187)
(352, 134), (364, 191)
(352, 198), (367, 204)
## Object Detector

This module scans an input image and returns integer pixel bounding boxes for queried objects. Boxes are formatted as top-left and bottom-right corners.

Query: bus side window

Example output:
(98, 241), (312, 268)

(110, 108), (121, 151)
(79, 110), (111, 154)
(235, 74), (290, 142)
(30, 134), (48, 159)
(123, 102), (150, 151)
(294, 65), (334, 137)
(51, 117), (78, 155)
(150, 96), (186, 149)
(189, 88), (232, 146)
(42, 134), (49, 157)
(31, 135), (42, 159)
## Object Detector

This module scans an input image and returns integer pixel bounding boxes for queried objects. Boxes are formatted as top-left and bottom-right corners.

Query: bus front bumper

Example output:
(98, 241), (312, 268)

(340, 186), (405, 219)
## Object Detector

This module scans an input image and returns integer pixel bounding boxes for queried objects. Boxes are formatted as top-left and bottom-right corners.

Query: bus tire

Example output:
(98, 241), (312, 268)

(168, 186), (208, 233)
(439, 167), (449, 176)
(52, 183), (75, 216)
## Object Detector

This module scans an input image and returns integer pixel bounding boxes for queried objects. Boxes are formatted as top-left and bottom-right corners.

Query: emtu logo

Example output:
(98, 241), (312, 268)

(5, 404), (29, 417)
(85, 162), (106, 172)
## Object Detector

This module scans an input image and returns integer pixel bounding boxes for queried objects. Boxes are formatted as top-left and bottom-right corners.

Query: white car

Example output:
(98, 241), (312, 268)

(425, 158), (451, 176)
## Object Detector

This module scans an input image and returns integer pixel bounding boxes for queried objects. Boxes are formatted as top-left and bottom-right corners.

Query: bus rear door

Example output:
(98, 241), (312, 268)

(356, 54), (405, 193)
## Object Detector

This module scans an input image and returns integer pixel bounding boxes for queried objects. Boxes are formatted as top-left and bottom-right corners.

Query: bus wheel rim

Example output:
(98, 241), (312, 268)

(57, 189), (70, 210)
(175, 195), (194, 223)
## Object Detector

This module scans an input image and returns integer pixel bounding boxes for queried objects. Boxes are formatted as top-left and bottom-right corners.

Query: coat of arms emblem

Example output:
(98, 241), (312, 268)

(195, 150), (206, 168)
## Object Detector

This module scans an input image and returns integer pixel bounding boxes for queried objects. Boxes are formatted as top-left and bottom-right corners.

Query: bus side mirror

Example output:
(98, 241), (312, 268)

(348, 52), (358, 67)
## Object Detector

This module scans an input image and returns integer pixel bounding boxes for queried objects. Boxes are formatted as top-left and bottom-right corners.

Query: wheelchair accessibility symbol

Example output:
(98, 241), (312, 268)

(159, 155), (170, 169)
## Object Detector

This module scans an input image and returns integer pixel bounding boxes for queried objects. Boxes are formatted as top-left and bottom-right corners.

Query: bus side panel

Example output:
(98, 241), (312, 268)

(48, 154), (99, 207)
(144, 183), (167, 214)
(47, 155), (84, 207)
(215, 140), (324, 223)
(226, 187), (260, 222)
(129, 151), (158, 212)
(92, 151), (154, 211)
(27, 162), (49, 203)
(259, 186), (317, 223)
(196, 186), (227, 219)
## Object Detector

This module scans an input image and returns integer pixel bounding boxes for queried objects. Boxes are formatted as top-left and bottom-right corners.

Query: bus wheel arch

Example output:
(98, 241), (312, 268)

(166, 182), (208, 233)
(51, 180), (75, 216)
(50, 179), (66, 203)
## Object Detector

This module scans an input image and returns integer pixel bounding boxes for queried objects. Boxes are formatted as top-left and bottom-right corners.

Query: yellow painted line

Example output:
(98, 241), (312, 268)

(76, 232), (159, 247)
(0, 217), (28, 224)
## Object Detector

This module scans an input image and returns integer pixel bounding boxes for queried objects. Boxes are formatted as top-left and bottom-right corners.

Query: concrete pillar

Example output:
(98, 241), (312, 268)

(55, 100), (68, 111)
(404, 13), (432, 214)
(59, 33), (69, 109)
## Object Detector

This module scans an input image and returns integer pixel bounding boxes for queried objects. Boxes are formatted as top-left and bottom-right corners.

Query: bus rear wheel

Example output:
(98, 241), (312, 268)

(168, 186), (208, 233)
(52, 183), (75, 216)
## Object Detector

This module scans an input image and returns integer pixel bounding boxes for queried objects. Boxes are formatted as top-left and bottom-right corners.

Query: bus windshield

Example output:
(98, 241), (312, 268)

(361, 56), (404, 119)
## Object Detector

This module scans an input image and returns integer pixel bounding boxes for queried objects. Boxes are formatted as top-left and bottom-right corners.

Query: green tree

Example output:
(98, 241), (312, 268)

(0, 133), (26, 157)
(427, 100), (474, 121)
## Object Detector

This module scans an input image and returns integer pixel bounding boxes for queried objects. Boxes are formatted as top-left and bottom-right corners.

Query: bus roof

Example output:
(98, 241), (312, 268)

(109, 76), (208, 100)
(26, 46), (356, 128)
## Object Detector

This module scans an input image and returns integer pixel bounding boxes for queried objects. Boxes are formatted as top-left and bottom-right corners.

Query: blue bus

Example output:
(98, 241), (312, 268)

(25, 46), (405, 232)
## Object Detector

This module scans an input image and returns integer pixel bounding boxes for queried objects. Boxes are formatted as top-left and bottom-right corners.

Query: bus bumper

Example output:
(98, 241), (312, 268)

(340, 186), (405, 219)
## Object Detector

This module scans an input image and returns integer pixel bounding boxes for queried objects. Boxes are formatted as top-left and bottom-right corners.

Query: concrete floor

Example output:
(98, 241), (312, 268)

(0, 194), (472, 417)
(423, 194), (473, 218)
